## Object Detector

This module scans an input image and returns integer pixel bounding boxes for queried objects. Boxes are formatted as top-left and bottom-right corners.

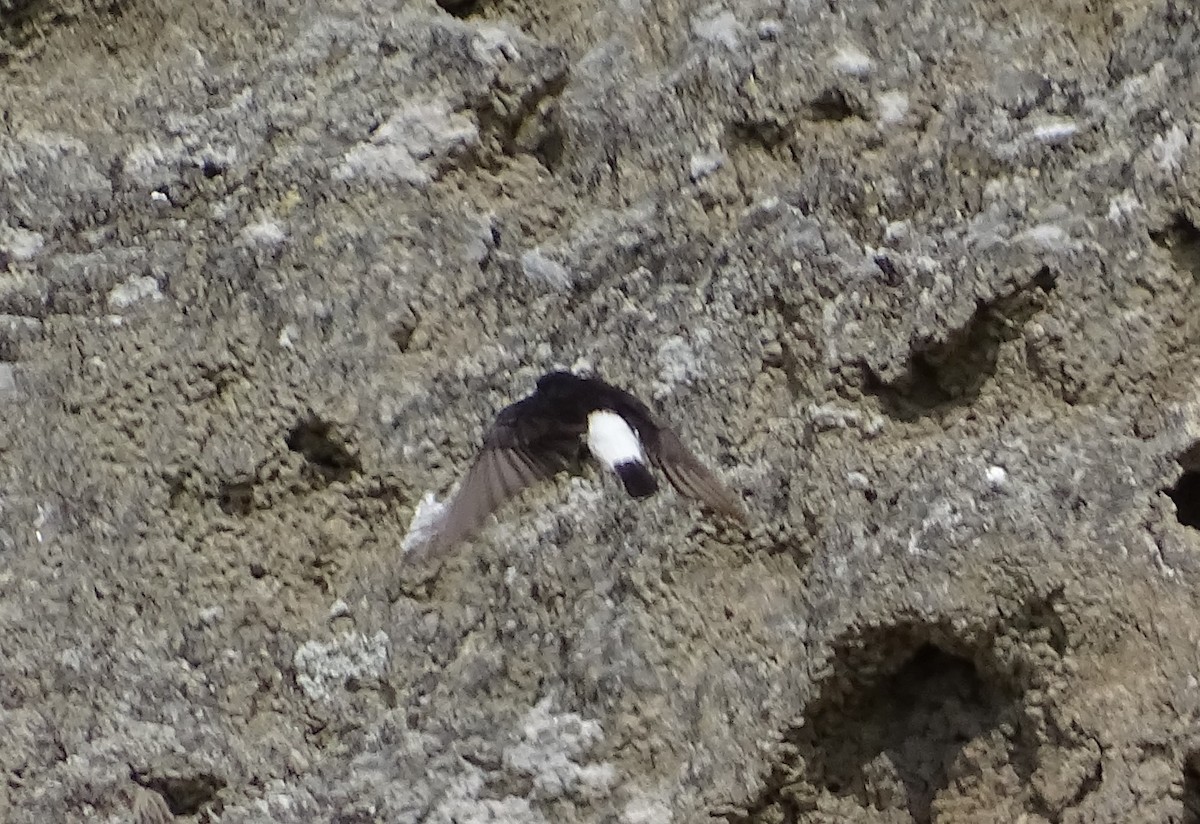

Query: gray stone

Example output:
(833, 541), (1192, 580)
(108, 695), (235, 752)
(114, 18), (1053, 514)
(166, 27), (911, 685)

(2, 1), (1200, 822)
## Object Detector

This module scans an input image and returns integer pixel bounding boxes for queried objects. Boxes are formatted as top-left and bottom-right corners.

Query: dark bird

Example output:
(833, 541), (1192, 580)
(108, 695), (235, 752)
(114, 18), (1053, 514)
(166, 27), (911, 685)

(409, 370), (746, 559)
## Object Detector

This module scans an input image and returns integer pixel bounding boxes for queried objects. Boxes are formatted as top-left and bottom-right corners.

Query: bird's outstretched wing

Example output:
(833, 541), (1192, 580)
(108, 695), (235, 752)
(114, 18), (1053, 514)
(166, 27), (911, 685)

(408, 398), (578, 561)
(643, 425), (747, 523)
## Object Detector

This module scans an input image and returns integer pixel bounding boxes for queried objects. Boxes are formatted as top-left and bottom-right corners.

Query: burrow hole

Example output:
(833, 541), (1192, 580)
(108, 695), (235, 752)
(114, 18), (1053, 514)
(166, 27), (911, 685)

(286, 417), (362, 486)
(1168, 442), (1200, 529)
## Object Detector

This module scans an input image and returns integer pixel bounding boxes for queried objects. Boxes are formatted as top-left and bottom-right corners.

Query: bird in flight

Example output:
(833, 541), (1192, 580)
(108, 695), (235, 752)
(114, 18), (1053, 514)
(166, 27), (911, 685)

(408, 370), (746, 559)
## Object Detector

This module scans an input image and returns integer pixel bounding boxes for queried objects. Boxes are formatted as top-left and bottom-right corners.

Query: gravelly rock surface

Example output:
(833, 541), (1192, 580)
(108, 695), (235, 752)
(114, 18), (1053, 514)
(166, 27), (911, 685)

(2, 1), (1200, 822)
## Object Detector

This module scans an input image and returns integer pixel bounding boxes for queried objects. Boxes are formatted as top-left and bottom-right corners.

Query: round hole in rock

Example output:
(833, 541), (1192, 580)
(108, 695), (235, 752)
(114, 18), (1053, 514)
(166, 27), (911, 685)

(1168, 444), (1200, 529)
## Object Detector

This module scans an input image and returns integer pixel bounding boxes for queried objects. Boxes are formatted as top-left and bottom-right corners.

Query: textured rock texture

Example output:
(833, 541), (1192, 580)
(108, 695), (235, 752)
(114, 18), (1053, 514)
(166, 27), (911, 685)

(2, 0), (1200, 822)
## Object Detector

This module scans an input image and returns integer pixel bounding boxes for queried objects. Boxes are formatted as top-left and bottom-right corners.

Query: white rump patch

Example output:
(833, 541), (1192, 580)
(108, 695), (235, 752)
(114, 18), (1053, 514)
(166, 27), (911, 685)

(401, 491), (447, 553)
(586, 410), (646, 471)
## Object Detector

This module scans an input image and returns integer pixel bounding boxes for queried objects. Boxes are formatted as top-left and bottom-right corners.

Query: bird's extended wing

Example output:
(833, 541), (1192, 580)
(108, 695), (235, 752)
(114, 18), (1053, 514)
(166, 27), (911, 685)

(644, 425), (747, 523)
(409, 399), (578, 561)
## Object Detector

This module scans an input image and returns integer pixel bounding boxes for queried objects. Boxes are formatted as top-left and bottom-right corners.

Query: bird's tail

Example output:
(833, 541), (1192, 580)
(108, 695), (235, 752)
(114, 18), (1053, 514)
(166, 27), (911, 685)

(614, 460), (657, 498)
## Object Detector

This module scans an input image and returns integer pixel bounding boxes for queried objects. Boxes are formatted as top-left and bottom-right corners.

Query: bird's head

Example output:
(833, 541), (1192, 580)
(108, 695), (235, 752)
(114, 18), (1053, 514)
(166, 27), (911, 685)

(535, 369), (588, 398)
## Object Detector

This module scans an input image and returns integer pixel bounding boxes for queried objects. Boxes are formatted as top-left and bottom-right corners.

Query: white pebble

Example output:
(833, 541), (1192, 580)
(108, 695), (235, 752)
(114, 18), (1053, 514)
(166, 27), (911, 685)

(688, 150), (725, 181)
(876, 91), (909, 126)
(521, 249), (572, 290)
(107, 275), (162, 310)
(1029, 120), (1078, 144)
(830, 45), (874, 77)
(278, 324), (299, 350)
(0, 225), (44, 261)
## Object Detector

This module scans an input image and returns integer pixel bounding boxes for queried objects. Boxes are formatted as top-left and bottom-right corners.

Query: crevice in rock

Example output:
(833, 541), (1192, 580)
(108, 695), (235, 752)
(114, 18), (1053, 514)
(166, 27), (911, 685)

(721, 597), (1077, 824)
(1184, 749), (1200, 824)
(434, 0), (484, 18)
(1149, 212), (1200, 285)
(724, 621), (1015, 824)
(873, 254), (903, 287)
(200, 158), (225, 179)
(469, 64), (570, 171)
(1167, 442), (1200, 530)
(726, 117), (792, 153)
(286, 418), (362, 485)
(0, 3), (77, 52)
(217, 479), (256, 517)
(807, 87), (858, 123)
(817, 643), (997, 821)
(165, 467), (202, 514)
(865, 267), (1058, 420)
(132, 771), (225, 816)
(529, 114), (566, 172)
(388, 304), (420, 351)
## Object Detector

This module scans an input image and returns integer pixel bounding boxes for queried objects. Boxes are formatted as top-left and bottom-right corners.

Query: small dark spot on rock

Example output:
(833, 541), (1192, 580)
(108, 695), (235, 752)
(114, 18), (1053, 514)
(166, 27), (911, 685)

(249, 562), (267, 579)
(389, 306), (419, 351)
(334, 812), (374, 824)
(726, 117), (791, 150)
(132, 771), (225, 816)
(865, 271), (1056, 420)
(218, 480), (254, 516)
(808, 87), (855, 122)
(286, 417), (362, 485)
(531, 119), (566, 171)
(1032, 265), (1058, 293)
(874, 255), (902, 286)
(434, 0), (482, 16)
(1150, 213), (1200, 284)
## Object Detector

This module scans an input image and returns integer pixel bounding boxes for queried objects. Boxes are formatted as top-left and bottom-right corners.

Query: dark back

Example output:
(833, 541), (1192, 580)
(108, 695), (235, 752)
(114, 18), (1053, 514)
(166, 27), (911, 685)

(534, 370), (658, 432)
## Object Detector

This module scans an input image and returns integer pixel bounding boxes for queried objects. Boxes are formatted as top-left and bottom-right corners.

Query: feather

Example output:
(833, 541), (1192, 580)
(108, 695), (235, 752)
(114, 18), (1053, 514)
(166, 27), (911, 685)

(646, 427), (747, 522)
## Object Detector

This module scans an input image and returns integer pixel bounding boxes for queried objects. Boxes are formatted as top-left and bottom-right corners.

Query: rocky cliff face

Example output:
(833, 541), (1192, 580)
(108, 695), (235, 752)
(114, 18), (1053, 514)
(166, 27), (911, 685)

(2, 1), (1199, 822)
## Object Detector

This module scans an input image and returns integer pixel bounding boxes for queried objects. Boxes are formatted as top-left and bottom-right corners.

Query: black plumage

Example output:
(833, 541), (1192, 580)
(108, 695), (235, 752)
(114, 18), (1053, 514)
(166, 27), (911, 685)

(409, 370), (746, 559)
